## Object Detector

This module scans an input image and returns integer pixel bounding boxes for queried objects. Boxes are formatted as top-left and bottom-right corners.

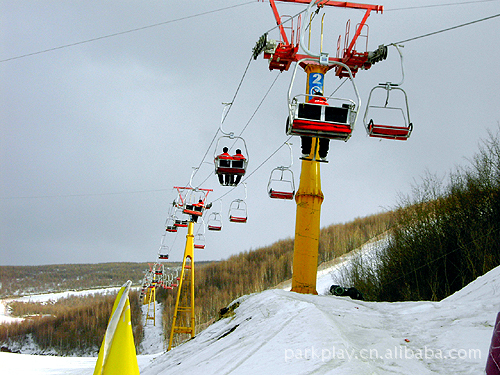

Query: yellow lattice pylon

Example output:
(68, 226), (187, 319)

(167, 220), (195, 351)
(145, 283), (156, 325)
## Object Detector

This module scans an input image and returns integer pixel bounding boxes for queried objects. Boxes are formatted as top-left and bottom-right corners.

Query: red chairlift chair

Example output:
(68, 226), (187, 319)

(229, 199), (248, 223)
(286, 59), (361, 142)
(268, 142), (295, 200)
(207, 212), (223, 231)
(214, 103), (249, 187)
(363, 44), (413, 140)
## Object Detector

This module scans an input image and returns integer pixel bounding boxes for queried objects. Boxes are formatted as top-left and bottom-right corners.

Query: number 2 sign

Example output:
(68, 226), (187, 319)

(308, 73), (324, 99)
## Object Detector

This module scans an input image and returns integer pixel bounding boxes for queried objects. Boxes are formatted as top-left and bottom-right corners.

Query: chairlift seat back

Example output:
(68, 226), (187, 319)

(174, 220), (188, 227)
(288, 101), (354, 141)
(269, 190), (294, 200)
(214, 156), (247, 175)
(368, 120), (412, 140)
(183, 203), (204, 216)
(230, 215), (247, 223)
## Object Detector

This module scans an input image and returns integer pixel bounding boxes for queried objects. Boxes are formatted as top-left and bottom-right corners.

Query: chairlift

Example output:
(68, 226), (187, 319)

(194, 234), (206, 249)
(182, 188), (209, 217)
(174, 218), (188, 228)
(175, 170), (213, 217)
(207, 212), (223, 231)
(286, 58), (361, 142)
(229, 199), (248, 223)
(164, 274), (173, 289)
(268, 142), (295, 200)
(363, 44), (412, 140)
(165, 216), (177, 232)
(214, 103), (249, 187)
(153, 263), (163, 276)
(268, 167), (295, 200)
(158, 234), (170, 260)
(158, 245), (169, 260)
(171, 270), (179, 287)
(229, 183), (248, 223)
(206, 199), (223, 231)
(194, 219), (206, 249)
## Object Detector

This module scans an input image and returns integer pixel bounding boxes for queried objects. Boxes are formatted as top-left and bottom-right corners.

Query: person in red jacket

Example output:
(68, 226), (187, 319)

(232, 149), (246, 185)
(216, 147), (231, 185)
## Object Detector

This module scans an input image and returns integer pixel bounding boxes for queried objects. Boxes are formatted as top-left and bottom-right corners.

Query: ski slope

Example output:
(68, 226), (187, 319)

(0, 241), (497, 374)
(141, 267), (497, 375)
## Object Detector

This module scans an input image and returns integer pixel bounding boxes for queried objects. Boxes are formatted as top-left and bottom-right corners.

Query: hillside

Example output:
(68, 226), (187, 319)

(0, 261), (221, 298)
(0, 239), (496, 374)
(0, 263), (151, 298)
(141, 265), (497, 375)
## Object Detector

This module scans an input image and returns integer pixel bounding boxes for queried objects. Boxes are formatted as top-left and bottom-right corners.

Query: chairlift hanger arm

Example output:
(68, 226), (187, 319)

(262, 0), (383, 74)
(268, 0), (382, 12)
(269, 0), (290, 46)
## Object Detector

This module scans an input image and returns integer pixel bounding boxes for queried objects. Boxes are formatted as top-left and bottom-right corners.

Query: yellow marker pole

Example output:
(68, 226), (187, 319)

(93, 280), (140, 375)
(290, 63), (328, 295)
(167, 220), (195, 351)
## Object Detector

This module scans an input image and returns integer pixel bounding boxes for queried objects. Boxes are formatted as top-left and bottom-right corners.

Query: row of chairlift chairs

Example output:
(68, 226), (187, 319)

(286, 44), (412, 145)
(139, 263), (183, 302)
(213, 44), (411, 209)
(161, 45), (412, 256)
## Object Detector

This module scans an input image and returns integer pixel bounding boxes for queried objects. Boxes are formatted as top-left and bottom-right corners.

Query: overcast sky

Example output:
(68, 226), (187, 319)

(1, 0), (499, 266)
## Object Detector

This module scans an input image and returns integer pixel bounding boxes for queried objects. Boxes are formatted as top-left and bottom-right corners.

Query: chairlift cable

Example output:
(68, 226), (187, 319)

(196, 71), (281, 187)
(232, 71), (281, 143)
(328, 77), (347, 97)
(0, 1), (257, 63)
(240, 136), (294, 184)
(222, 55), (254, 125)
(385, 0), (500, 12)
(264, 8), (308, 36)
(390, 12), (500, 45)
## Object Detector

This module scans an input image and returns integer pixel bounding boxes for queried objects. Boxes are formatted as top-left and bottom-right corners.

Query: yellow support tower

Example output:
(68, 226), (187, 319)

(290, 64), (328, 295)
(145, 283), (156, 325)
(167, 221), (195, 351)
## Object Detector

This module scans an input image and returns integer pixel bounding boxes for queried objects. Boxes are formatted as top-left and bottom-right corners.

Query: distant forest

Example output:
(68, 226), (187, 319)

(0, 262), (163, 298)
(0, 261), (216, 298)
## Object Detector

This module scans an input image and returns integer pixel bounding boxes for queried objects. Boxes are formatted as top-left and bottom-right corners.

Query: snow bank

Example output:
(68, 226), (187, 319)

(140, 265), (500, 374)
(1, 254), (499, 374)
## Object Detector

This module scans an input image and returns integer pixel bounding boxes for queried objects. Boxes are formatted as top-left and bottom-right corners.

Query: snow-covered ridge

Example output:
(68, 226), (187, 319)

(1, 245), (499, 373)
(141, 265), (499, 374)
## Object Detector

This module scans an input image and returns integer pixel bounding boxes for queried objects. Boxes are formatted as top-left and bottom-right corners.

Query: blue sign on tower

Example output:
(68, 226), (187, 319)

(308, 72), (324, 100)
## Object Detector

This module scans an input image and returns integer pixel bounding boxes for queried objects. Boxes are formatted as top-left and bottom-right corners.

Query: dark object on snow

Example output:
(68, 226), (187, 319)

(486, 312), (500, 374)
(1, 346), (20, 353)
(218, 301), (240, 320)
(329, 285), (364, 300)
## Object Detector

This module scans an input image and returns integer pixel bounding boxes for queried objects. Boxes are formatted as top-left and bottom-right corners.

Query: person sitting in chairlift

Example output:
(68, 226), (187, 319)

(300, 91), (330, 161)
(232, 149), (246, 185)
(217, 147), (232, 185)
(309, 90), (328, 106)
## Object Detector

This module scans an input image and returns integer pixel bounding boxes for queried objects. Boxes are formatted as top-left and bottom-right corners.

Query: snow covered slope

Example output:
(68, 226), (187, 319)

(141, 266), (499, 374)
(1, 254), (498, 374)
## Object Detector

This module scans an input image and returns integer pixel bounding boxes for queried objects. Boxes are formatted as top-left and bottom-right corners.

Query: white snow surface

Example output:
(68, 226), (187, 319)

(1, 248), (498, 374)
(140, 301), (166, 355)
